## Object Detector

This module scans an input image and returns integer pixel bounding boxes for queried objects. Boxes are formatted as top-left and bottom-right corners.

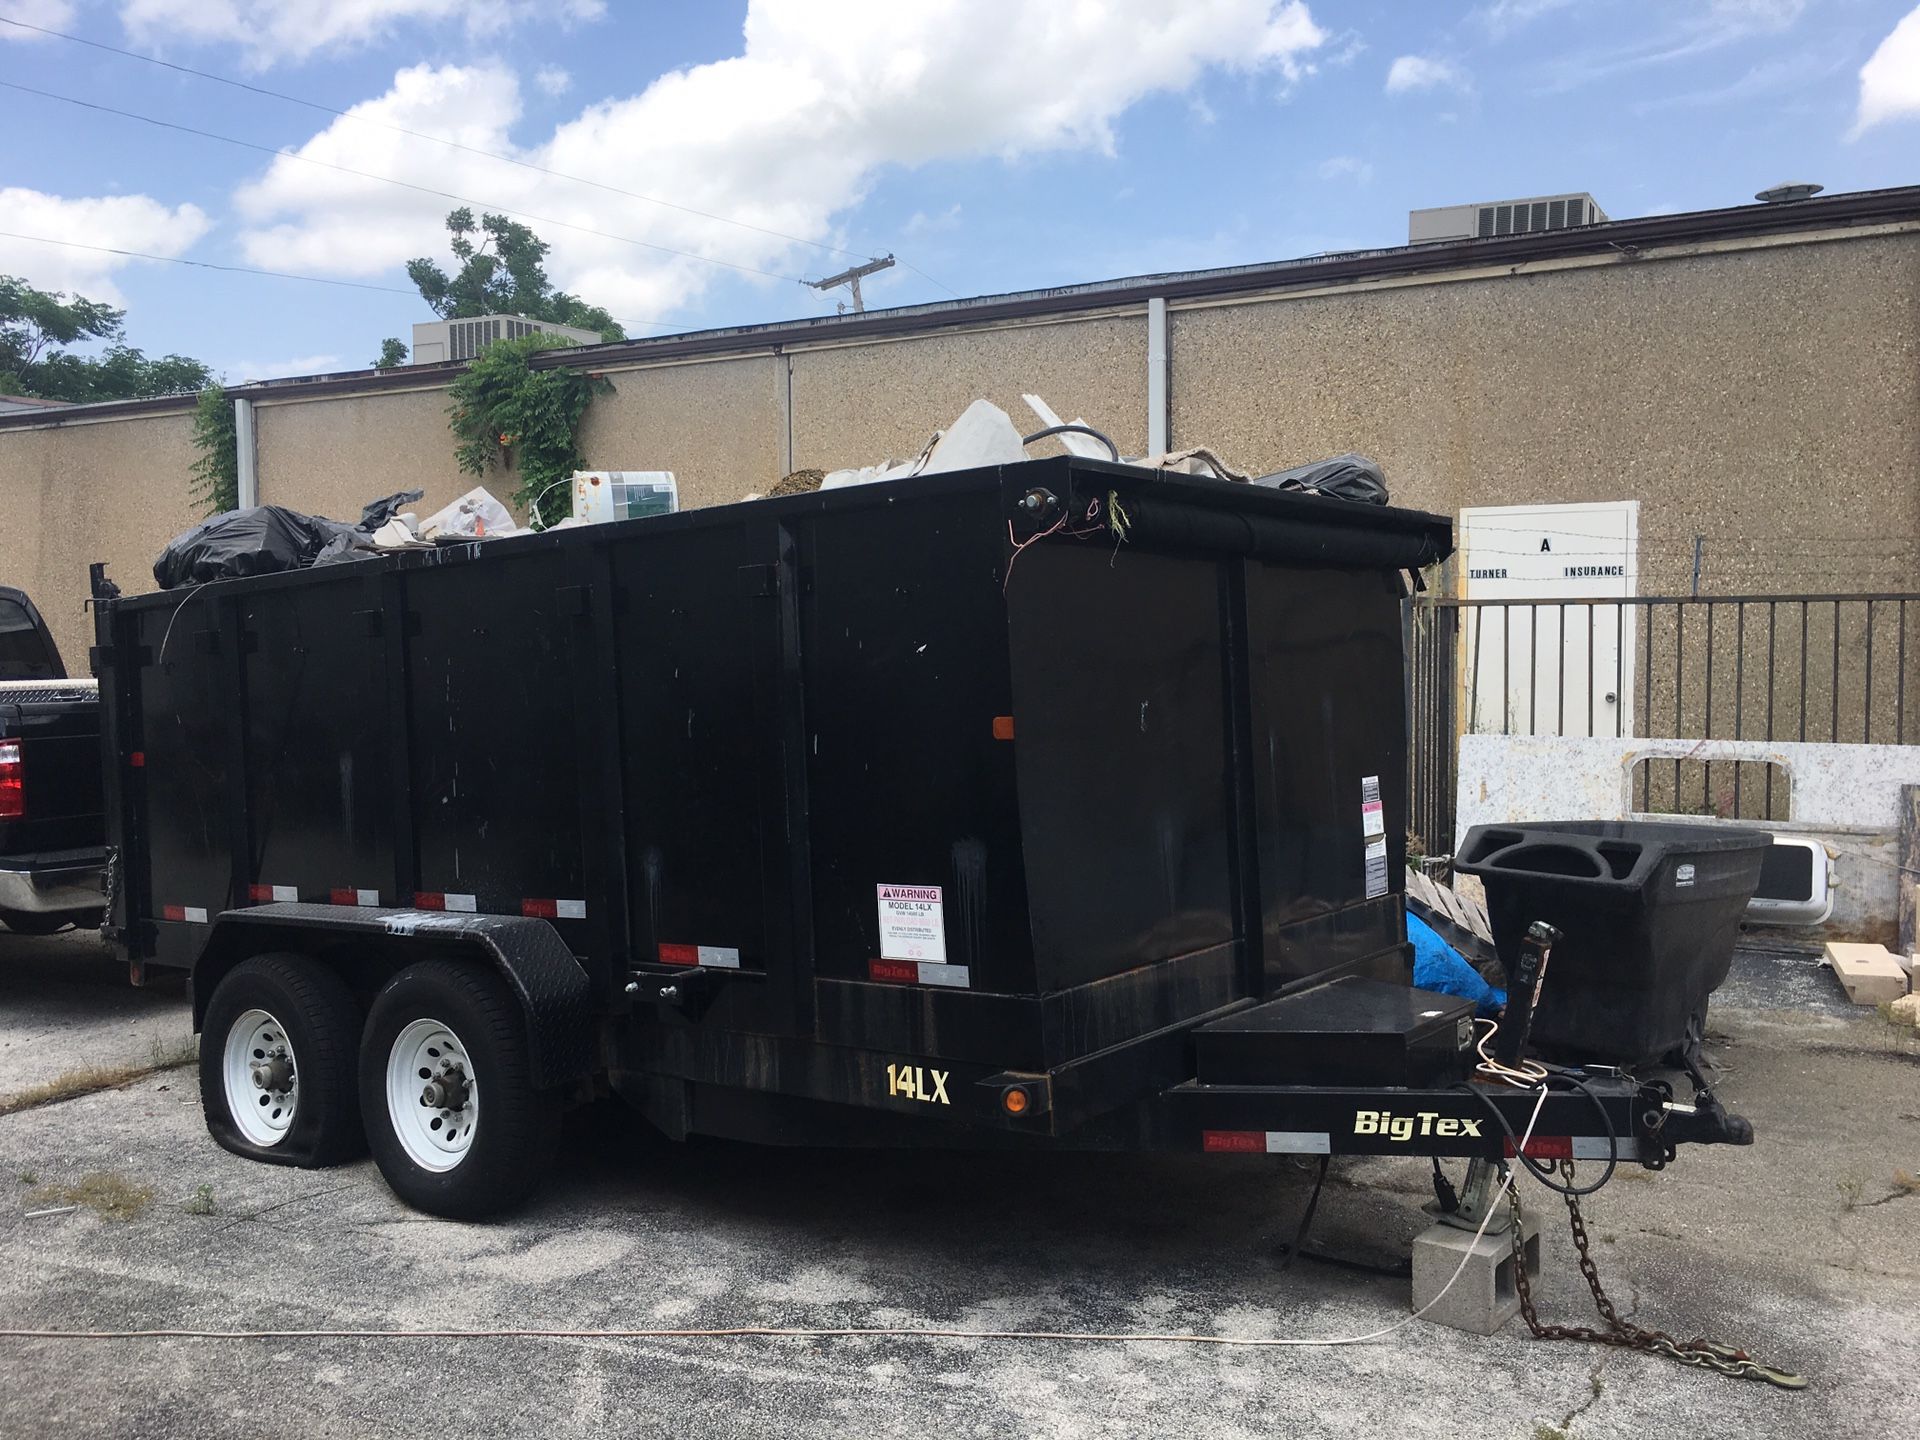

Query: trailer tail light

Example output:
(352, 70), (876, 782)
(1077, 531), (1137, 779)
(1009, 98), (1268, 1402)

(0, 739), (20, 819)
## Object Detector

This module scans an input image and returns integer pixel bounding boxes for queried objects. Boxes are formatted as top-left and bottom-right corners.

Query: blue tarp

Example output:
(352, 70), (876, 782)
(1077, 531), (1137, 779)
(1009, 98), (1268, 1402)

(1410, 913), (1506, 1017)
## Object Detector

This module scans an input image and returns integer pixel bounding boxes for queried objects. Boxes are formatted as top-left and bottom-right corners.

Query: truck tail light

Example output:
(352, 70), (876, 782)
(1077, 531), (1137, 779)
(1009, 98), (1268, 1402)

(0, 739), (21, 819)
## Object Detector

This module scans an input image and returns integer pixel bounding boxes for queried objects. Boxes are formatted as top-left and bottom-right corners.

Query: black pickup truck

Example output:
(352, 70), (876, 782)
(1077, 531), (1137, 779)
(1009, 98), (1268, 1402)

(0, 585), (104, 935)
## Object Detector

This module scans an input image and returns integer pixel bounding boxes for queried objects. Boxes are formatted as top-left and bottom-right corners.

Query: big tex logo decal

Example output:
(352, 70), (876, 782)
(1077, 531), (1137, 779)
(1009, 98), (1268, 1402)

(1354, 1109), (1482, 1141)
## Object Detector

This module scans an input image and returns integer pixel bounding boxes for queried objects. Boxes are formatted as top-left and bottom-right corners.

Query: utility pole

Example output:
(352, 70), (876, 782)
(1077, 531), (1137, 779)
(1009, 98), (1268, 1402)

(808, 254), (894, 314)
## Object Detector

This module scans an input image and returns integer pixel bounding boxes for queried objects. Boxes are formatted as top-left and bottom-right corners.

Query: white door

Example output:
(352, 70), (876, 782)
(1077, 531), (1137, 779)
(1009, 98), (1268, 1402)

(1459, 502), (1638, 738)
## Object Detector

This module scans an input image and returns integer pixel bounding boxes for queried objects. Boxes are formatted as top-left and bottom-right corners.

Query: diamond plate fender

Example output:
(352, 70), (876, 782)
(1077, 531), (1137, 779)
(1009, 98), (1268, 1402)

(191, 903), (596, 1088)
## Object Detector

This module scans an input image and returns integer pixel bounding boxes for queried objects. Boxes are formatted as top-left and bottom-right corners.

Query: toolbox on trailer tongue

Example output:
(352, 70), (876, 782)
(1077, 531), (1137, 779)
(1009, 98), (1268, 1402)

(92, 455), (1746, 1215)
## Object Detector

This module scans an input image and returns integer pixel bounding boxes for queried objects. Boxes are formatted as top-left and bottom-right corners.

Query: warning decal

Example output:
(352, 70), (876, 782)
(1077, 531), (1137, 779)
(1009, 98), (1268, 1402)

(1364, 838), (1389, 899)
(1360, 775), (1385, 838)
(877, 884), (947, 963)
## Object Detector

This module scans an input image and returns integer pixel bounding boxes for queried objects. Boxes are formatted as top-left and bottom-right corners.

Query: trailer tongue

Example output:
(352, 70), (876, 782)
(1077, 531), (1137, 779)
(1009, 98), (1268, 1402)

(93, 455), (1750, 1223)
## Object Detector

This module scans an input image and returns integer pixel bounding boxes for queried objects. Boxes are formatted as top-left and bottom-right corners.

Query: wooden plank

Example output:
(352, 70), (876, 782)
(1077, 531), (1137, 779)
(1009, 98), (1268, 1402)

(1900, 785), (1919, 960)
(1823, 941), (1910, 1006)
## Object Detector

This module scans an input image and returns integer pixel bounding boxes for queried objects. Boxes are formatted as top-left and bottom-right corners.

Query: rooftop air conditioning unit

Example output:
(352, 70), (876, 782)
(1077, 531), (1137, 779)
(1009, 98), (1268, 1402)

(1409, 192), (1610, 244)
(408, 314), (602, 366)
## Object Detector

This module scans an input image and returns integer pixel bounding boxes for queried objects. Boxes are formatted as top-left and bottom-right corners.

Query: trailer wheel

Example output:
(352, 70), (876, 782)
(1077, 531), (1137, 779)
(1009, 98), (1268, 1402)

(199, 953), (365, 1166)
(359, 959), (558, 1219)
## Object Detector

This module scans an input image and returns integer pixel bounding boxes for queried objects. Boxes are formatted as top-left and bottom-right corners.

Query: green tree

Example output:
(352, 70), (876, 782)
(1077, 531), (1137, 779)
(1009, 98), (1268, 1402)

(406, 209), (625, 342)
(187, 385), (239, 516)
(372, 336), (409, 370)
(445, 332), (611, 527)
(0, 275), (214, 402)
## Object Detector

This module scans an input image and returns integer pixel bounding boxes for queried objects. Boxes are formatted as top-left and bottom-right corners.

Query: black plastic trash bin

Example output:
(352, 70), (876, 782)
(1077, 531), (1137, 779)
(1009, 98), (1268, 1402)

(1454, 821), (1770, 1066)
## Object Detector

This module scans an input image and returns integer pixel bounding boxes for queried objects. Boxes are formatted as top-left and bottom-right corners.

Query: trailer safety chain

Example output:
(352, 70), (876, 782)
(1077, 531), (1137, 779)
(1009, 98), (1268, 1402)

(1508, 1161), (1807, 1390)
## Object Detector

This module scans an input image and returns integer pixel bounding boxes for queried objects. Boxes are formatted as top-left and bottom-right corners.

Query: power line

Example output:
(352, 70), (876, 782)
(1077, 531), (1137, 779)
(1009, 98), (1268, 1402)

(0, 79), (810, 289)
(0, 230), (417, 294)
(0, 229), (678, 331)
(0, 11), (959, 297)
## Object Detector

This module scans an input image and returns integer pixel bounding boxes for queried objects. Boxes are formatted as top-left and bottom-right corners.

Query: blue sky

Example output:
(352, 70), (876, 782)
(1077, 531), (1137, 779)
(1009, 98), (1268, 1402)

(3, 0), (1918, 383)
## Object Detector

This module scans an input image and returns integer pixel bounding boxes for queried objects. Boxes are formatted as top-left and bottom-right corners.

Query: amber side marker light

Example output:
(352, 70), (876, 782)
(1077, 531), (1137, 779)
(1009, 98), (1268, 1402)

(991, 715), (1015, 741)
(1001, 1085), (1031, 1116)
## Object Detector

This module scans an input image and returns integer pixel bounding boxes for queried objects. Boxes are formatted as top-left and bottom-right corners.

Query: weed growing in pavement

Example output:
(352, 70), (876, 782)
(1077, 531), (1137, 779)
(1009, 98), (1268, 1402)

(1836, 1170), (1867, 1211)
(16, 1170), (35, 1185)
(0, 1034), (199, 1116)
(183, 1184), (217, 1217)
(27, 1172), (156, 1221)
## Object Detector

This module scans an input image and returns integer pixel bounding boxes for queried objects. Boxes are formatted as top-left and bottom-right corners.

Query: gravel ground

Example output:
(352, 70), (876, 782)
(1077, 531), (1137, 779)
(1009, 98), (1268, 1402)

(0, 942), (1913, 1440)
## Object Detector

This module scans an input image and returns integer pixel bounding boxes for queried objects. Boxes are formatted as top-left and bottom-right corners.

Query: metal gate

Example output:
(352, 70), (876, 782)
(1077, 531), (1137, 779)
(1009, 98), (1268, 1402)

(1407, 594), (1920, 853)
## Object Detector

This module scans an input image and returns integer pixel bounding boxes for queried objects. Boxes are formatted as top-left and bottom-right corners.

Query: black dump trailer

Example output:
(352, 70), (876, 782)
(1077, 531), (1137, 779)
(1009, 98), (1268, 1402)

(90, 457), (1746, 1217)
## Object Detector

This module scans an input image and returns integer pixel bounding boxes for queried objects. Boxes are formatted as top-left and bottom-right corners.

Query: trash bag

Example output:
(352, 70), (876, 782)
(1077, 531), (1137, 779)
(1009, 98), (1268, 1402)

(419, 486), (516, 539)
(1409, 912), (1506, 1018)
(1251, 452), (1389, 505)
(359, 488), (424, 530)
(153, 506), (355, 589)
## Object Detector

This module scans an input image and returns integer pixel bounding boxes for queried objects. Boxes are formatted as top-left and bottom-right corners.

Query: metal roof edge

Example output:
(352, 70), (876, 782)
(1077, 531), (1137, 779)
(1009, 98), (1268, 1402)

(6, 184), (1918, 428)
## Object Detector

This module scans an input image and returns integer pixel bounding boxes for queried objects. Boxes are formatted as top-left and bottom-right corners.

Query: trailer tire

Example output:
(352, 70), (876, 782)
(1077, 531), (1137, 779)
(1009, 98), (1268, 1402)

(199, 953), (365, 1167)
(359, 959), (559, 1219)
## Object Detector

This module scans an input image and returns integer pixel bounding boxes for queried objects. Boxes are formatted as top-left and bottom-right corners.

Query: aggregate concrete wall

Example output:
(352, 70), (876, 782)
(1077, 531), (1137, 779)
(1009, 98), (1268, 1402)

(5, 225), (1917, 679)
(1169, 232), (1920, 597)
(253, 385), (471, 523)
(788, 314), (1148, 476)
(0, 406), (199, 669)
(579, 354), (783, 509)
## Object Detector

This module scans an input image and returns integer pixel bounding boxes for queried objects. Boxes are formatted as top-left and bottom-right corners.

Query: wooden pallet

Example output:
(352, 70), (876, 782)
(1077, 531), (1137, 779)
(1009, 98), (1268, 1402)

(1406, 869), (1497, 972)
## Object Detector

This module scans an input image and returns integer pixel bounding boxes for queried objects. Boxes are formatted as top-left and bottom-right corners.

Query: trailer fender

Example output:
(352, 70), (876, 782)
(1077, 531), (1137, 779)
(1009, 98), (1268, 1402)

(191, 903), (595, 1088)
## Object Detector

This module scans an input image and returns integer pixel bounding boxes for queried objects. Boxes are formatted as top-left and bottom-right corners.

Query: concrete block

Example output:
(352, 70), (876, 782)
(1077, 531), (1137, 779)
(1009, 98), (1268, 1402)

(1823, 942), (1910, 1006)
(1411, 1211), (1541, 1336)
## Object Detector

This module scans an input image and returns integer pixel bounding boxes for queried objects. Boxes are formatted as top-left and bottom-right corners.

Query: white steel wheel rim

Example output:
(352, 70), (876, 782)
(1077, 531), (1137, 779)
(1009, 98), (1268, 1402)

(223, 1007), (299, 1146)
(386, 1017), (479, 1173)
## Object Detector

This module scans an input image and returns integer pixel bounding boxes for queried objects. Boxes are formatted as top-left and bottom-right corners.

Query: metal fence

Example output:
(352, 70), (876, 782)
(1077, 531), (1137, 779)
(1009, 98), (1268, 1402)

(1407, 594), (1920, 845)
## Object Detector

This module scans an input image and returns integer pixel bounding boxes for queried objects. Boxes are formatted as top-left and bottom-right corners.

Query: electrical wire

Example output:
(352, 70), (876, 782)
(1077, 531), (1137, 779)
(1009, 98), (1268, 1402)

(0, 11), (938, 282)
(0, 79), (806, 287)
(0, 13), (959, 299)
(0, 1091), (1553, 1351)
(0, 230), (418, 297)
(1470, 1015), (1548, 1087)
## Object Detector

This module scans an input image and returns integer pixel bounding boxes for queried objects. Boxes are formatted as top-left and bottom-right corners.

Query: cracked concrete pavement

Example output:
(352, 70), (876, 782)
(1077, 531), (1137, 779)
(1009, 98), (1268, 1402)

(0, 937), (1914, 1439)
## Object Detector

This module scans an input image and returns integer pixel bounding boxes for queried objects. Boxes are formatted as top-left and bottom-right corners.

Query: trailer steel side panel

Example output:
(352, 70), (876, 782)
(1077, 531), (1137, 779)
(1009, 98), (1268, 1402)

(96, 457), (1458, 1143)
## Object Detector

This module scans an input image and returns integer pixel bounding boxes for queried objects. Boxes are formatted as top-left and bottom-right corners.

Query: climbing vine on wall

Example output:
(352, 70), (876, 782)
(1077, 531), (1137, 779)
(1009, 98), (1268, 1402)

(187, 384), (239, 515)
(446, 332), (612, 527)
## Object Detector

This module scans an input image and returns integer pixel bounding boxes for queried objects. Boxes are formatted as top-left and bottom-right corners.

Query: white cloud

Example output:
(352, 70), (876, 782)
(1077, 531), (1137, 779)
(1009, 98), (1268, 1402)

(1535, 0), (1806, 91)
(1472, 0), (1573, 39)
(1316, 154), (1373, 184)
(232, 1), (1330, 325)
(0, 189), (211, 304)
(1853, 4), (1920, 136)
(902, 204), (962, 236)
(0, 0), (78, 39)
(120, 0), (605, 68)
(1385, 55), (1469, 94)
(534, 64), (572, 97)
